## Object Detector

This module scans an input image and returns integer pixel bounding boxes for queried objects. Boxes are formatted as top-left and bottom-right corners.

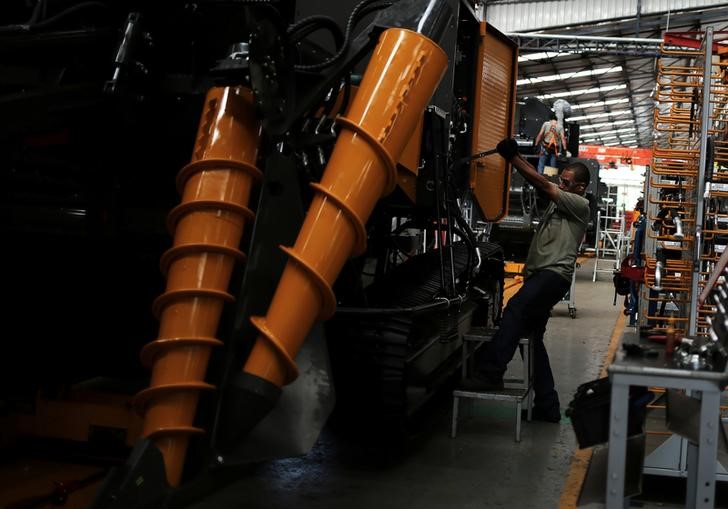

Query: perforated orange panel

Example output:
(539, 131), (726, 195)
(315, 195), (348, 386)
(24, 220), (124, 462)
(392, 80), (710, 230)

(469, 23), (518, 222)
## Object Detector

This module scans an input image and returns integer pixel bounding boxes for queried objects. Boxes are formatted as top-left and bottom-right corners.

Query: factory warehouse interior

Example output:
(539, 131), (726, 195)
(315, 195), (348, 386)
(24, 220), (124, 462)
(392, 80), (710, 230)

(5, 0), (728, 507)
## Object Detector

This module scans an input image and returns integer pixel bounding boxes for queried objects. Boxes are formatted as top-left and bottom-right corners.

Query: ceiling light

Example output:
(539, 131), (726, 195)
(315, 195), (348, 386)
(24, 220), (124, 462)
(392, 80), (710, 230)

(568, 109), (632, 122)
(537, 84), (627, 100)
(579, 119), (635, 130)
(581, 127), (636, 139)
(571, 98), (630, 110)
(584, 134), (619, 142)
(518, 66), (622, 87)
(518, 51), (577, 62)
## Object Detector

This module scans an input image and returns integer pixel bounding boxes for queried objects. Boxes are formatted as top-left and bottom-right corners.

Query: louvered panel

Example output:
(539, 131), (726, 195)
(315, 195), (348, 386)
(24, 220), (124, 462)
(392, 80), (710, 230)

(470, 23), (517, 222)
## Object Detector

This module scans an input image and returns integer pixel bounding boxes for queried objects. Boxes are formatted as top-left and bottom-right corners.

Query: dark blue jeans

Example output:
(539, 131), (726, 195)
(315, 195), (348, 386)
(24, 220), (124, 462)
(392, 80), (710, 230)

(537, 146), (557, 174)
(475, 269), (571, 410)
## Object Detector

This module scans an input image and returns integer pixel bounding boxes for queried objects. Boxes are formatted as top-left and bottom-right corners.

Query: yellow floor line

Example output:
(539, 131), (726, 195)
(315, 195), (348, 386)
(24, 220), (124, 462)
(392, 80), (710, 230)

(599, 312), (627, 379)
(558, 311), (626, 508)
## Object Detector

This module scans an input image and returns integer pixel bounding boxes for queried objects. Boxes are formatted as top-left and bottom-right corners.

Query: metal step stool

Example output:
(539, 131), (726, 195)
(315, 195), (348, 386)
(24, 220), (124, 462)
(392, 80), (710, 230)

(451, 326), (534, 442)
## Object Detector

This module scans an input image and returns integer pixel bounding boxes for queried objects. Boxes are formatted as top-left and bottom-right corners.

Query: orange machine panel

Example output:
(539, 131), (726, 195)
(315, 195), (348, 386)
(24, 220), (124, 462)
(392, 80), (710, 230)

(469, 23), (518, 222)
(396, 113), (424, 203)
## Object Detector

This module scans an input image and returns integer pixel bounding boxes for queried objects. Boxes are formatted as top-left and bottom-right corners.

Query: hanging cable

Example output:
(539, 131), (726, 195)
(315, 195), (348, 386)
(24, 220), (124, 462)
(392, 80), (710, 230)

(294, 0), (394, 71)
(287, 15), (344, 47)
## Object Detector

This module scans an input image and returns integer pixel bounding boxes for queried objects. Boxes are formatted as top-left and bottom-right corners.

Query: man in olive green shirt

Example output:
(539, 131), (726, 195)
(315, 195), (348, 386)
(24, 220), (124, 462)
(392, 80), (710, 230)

(464, 138), (590, 422)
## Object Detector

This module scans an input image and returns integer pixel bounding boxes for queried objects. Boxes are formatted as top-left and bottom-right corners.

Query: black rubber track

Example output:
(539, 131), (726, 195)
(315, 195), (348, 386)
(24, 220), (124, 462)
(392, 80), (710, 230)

(327, 242), (503, 439)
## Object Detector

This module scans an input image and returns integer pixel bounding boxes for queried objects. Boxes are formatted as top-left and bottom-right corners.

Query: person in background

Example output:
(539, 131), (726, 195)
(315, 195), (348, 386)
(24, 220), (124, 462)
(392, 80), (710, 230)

(463, 138), (591, 423)
(535, 113), (568, 174)
(633, 197), (644, 222)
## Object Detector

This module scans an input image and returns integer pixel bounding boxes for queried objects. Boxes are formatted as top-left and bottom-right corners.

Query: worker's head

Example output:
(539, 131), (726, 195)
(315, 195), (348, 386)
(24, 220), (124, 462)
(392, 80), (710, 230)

(548, 112), (557, 121)
(558, 162), (590, 196)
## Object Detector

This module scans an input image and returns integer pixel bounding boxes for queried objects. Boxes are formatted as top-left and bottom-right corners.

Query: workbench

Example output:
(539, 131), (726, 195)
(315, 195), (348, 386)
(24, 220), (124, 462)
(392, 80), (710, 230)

(606, 329), (728, 509)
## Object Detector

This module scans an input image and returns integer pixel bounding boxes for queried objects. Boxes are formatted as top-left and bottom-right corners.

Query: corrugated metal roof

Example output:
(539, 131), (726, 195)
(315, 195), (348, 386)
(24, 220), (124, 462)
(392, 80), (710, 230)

(643, 0), (725, 14)
(491, 0), (728, 148)
(486, 0), (727, 33)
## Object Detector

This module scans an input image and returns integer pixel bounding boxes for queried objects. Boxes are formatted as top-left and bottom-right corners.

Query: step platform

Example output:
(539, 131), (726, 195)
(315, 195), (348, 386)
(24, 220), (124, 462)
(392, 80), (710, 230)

(452, 326), (534, 442)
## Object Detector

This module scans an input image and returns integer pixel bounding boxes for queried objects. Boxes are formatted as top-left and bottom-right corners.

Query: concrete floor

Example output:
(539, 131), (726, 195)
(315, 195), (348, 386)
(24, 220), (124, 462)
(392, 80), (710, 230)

(188, 259), (620, 509)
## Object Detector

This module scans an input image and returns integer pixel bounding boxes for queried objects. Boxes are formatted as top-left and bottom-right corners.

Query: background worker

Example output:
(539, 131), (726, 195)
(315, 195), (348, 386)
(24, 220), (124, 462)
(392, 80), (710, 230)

(464, 138), (591, 422)
(534, 113), (568, 174)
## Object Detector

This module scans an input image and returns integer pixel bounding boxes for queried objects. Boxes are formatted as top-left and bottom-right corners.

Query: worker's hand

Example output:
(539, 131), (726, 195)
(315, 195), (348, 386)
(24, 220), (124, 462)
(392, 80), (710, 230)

(496, 138), (519, 160)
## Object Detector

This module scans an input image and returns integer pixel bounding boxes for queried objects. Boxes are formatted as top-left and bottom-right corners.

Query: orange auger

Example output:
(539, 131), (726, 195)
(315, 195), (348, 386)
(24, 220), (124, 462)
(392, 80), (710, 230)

(134, 86), (262, 486)
(243, 28), (448, 387)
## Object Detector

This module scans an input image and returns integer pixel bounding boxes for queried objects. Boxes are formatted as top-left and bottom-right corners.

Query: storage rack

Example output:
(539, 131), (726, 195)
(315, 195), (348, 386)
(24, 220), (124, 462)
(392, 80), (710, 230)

(695, 42), (728, 338)
(638, 27), (728, 484)
(639, 28), (728, 339)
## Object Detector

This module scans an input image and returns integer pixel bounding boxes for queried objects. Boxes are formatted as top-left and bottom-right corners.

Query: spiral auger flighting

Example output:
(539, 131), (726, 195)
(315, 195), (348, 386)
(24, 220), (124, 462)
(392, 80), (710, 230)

(240, 29), (448, 395)
(133, 86), (262, 486)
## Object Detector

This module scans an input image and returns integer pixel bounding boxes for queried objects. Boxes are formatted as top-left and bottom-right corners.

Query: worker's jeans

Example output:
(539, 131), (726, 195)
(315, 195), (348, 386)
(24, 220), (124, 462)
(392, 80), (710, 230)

(537, 146), (557, 174)
(474, 269), (571, 411)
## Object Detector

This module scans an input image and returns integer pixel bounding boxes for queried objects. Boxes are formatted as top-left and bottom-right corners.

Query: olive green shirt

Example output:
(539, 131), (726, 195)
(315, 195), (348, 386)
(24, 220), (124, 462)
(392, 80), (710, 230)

(524, 186), (590, 282)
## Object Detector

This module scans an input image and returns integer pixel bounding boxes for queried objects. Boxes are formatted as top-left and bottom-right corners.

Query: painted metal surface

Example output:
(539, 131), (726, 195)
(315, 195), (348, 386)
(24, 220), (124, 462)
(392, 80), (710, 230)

(396, 114), (425, 203)
(469, 22), (517, 222)
(135, 86), (263, 486)
(243, 28), (448, 388)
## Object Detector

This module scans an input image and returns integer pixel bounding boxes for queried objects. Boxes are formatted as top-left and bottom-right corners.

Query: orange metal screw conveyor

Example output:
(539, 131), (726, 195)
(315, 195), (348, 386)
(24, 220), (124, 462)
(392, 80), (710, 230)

(134, 86), (262, 487)
(131, 28), (447, 490)
(243, 28), (448, 390)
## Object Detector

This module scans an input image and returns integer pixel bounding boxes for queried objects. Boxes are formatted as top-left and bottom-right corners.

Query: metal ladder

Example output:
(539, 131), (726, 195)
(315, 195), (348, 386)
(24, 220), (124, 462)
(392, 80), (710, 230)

(592, 209), (626, 281)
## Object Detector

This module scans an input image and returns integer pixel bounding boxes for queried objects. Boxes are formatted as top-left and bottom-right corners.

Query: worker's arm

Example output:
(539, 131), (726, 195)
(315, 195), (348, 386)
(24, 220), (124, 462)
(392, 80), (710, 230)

(561, 132), (568, 150)
(511, 154), (559, 202)
(534, 126), (545, 146)
(497, 138), (559, 202)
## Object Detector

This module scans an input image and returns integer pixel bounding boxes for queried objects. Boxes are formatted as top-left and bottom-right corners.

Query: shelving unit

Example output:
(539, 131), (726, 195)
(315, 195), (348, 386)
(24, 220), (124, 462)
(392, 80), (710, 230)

(637, 27), (728, 486)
